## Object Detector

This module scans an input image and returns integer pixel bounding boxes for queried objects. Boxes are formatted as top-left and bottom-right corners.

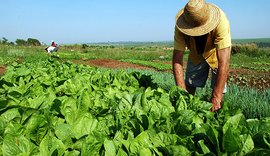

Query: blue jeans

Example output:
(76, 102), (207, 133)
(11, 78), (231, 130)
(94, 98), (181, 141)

(185, 60), (227, 93)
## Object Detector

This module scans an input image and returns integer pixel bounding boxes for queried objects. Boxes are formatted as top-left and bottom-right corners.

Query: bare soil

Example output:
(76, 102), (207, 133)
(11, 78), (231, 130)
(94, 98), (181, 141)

(73, 59), (155, 70)
(0, 67), (5, 76)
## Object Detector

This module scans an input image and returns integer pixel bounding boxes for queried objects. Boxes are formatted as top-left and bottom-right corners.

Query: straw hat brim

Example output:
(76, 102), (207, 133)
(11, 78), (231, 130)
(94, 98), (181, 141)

(176, 3), (221, 36)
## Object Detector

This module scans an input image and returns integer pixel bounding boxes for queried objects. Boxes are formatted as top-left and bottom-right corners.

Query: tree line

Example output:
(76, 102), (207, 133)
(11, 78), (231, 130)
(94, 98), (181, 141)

(0, 37), (42, 46)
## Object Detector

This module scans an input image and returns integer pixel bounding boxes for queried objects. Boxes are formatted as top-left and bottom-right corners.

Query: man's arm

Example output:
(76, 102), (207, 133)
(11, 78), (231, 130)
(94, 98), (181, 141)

(172, 49), (186, 90)
(211, 47), (231, 112)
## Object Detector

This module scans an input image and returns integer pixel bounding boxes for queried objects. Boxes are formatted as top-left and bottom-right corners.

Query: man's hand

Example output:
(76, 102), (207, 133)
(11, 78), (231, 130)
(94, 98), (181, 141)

(210, 97), (221, 112)
(211, 47), (231, 112)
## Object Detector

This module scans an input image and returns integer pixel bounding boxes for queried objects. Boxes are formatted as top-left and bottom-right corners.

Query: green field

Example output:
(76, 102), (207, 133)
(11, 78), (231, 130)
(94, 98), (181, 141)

(0, 43), (269, 113)
(0, 42), (270, 155)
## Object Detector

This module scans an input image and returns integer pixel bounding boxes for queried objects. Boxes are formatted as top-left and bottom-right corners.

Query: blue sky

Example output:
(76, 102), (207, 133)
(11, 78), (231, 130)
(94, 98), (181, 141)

(1, 0), (270, 44)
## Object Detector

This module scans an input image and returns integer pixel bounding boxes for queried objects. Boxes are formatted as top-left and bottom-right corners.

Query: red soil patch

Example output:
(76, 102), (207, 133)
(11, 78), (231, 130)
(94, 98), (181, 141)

(73, 59), (155, 70)
(0, 67), (6, 76)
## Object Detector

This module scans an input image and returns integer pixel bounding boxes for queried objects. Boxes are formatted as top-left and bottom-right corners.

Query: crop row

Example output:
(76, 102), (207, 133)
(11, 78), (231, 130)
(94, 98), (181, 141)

(0, 59), (269, 155)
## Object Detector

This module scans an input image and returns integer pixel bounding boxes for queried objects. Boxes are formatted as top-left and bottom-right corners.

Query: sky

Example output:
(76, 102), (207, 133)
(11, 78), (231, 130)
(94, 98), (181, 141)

(1, 0), (270, 44)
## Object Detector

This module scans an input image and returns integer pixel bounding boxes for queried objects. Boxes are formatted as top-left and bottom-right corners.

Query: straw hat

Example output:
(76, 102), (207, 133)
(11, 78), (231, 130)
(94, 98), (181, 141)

(176, 0), (221, 36)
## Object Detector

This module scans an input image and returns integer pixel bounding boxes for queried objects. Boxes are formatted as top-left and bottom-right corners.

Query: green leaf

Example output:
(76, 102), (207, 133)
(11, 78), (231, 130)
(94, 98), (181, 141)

(81, 132), (105, 156)
(1, 108), (21, 122)
(222, 113), (253, 154)
(0, 117), (7, 136)
(166, 145), (192, 156)
(39, 87), (56, 109)
(16, 67), (31, 76)
(72, 113), (98, 139)
(3, 134), (38, 156)
(60, 96), (78, 124)
(239, 134), (254, 155)
(169, 86), (190, 112)
(24, 114), (48, 145)
(64, 150), (80, 156)
(191, 124), (220, 155)
(54, 123), (74, 144)
(104, 139), (117, 156)
(173, 110), (195, 136)
(253, 132), (270, 149)
(38, 132), (66, 156)
(139, 147), (152, 156)
(198, 140), (211, 154)
(0, 99), (8, 111)
(246, 118), (261, 136)
(245, 148), (270, 156)
(223, 114), (246, 134)
(151, 132), (180, 154)
(27, 95), (47, 109)
(222, 127), (240, 154)
(202, 124), (220, 153)
(127, 119), (144, 136)
(4, 122), (23, 136)
(116, 148), (128, 156)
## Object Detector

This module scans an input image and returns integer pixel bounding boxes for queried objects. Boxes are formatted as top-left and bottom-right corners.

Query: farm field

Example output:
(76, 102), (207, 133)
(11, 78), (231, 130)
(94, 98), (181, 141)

(0, 42), (270, 118)
(0, 41), (270, 155)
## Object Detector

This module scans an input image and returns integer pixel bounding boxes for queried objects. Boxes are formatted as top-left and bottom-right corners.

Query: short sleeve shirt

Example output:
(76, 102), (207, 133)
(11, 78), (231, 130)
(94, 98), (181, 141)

(174, 9), (231, 69)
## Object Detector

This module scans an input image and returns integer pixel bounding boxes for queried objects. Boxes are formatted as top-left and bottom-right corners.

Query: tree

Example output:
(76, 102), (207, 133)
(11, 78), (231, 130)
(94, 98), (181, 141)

(9, 42), (15, 46)
(82, 44), (89, 49)
(15, 39), (27, 46)
(1, 37), (8, 45)
(27, 38), (41, 46)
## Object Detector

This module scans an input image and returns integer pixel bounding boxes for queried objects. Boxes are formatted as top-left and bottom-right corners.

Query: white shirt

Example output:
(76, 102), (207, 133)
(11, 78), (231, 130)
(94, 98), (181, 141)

(47, 46), (58, 53)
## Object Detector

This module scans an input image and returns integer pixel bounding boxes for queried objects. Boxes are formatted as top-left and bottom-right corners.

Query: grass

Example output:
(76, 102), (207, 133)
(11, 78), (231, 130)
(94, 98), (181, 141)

(59, 45), (173, 61)
(121, 59), (172, 71)
(195, 82), (270, 119)
(0, 45), (48, 65)
(224, 85), (270, 119)
(230, 53), (270, 71)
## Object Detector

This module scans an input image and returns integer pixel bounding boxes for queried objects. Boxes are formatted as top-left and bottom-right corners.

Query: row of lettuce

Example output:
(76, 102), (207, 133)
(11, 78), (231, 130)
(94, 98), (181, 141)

(0, 59), (269, 156)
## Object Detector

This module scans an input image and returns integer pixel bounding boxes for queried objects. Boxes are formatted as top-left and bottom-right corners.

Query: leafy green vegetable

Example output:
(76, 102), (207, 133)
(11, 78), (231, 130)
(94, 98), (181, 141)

(0, 59), (269, 155)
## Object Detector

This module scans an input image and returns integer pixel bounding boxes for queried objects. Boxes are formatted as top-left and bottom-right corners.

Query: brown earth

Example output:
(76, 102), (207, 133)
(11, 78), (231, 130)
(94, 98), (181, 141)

(0, 59), (269, 90)
(228, 68), (270, 89)
(73, 59), (155, 70)
(0, 67), (5, 76)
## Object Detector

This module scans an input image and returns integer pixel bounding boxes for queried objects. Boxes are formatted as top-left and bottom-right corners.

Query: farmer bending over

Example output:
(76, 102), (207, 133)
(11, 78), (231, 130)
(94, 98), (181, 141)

(45, 40), (59, 54)
(172, 0), (231, 112)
